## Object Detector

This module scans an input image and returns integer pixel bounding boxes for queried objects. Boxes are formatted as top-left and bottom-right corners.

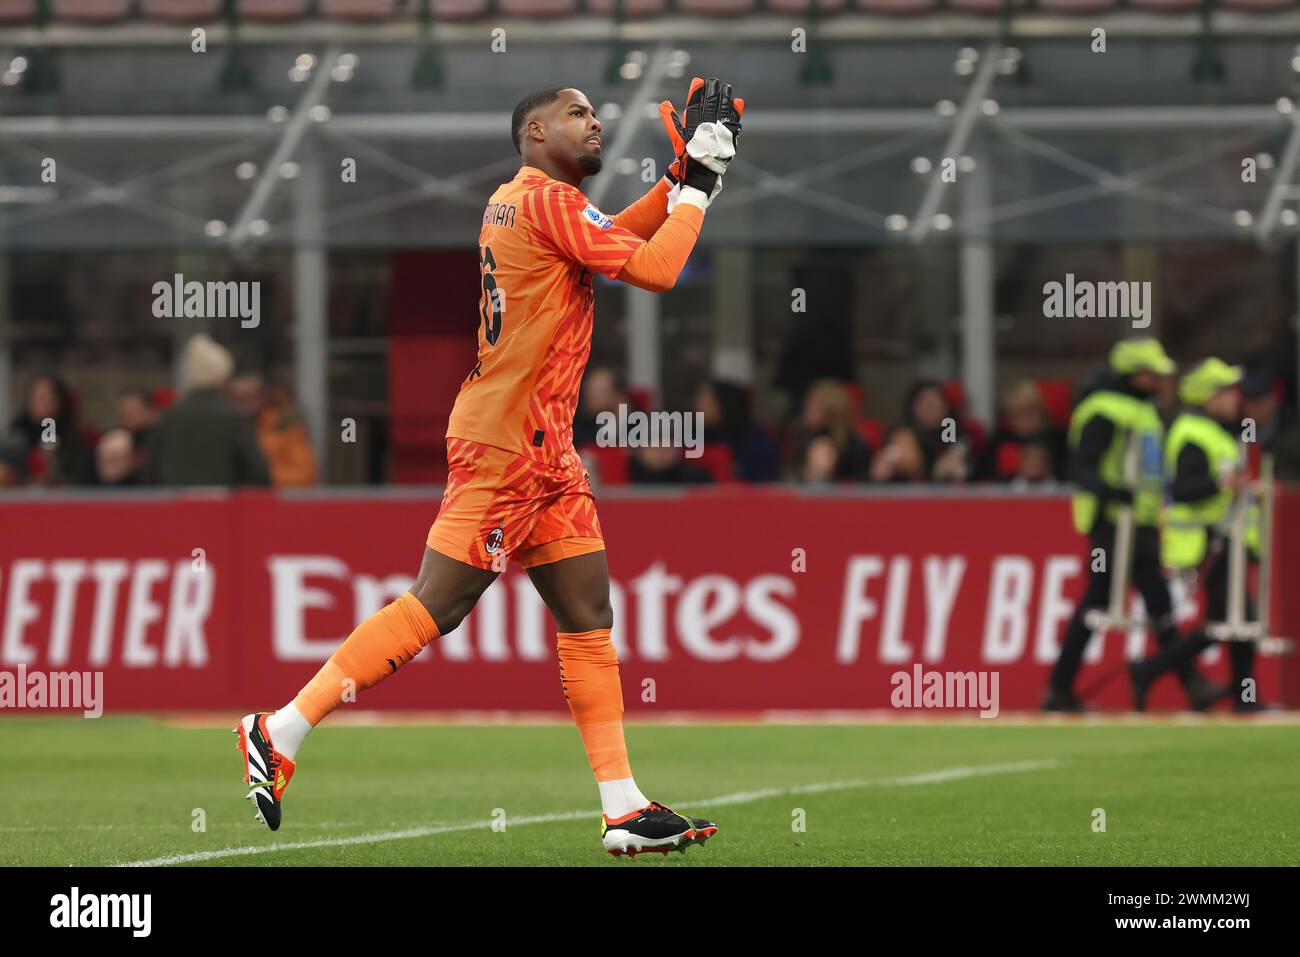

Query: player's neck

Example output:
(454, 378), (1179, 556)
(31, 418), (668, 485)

(523, 156), (584, 190)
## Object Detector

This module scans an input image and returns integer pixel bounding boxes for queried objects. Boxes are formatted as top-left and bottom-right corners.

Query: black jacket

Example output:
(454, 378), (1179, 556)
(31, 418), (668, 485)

(1069, 372), (1152, 504)
(1168, 410), (1230, 505)
(143, 389), (270, 487)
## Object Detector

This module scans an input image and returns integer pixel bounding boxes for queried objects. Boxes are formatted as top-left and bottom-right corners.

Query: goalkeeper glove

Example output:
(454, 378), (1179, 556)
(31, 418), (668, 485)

(660, 76), (744, 208)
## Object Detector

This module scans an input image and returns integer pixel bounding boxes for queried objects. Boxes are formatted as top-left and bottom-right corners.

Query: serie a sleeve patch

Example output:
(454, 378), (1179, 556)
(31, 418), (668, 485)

(579, 203), (614, 231)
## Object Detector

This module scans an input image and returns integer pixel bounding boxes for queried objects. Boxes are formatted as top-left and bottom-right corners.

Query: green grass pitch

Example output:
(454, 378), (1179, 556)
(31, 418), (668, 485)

(2, 715), (1296, 866)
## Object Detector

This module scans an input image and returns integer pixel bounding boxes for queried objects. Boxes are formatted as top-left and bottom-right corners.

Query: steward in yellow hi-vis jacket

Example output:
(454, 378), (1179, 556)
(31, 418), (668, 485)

(1128, 359), (1262, 712)
(1044, 339), (1215, 712)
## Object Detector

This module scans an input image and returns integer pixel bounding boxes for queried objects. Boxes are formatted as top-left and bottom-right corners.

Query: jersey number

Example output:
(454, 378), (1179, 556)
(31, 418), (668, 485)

(479, 244), (503, 347)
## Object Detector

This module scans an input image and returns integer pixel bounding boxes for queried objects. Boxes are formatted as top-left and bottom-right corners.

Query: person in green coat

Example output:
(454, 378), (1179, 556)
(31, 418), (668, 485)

(1128, 359), (1263, 712)
(1045, 339), (1217, 711)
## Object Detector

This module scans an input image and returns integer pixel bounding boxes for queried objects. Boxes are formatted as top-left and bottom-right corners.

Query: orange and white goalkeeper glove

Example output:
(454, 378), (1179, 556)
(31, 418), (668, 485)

(659, 76), (745, 210)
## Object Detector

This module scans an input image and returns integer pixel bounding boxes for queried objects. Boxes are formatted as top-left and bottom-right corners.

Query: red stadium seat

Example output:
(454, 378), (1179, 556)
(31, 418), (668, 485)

(151, 386), (176, 411)
(1128, 0), (1200, 11)
(842, 381), (865, 414)
(996, 442), (1020, 480)
(855, 0), (940, 13)
(947, 0), (1027, 11)
(675, 0), (759, 15)
(585, 0), (670, 14)
(496, 0), (582, 15)
(0, 0), (37, 22)
(940, 379), (966, 416)
(429, 0), (492, 19)
(318, 0), (400, 18)
(962, 417), (987, 458)
(766, 0), (850, 12)
(25, 448), (46, 482)
(579, 443), (630, 486)
(394, 428), (444, 485)
(1033, 378), (1074, 430)
(695, 443), (735, 483)
(139, 0), (223, 20)
(626, 386), (654, 413)
(857, 418), (883, 451)
(236, 0), (310, 21)
(51, 0), (131, 20)
(1036, 0), (1118, 11)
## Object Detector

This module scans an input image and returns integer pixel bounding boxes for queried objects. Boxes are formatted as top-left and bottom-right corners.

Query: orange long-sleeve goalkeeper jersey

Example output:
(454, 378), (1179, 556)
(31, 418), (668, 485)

(445, 164), (702, 464)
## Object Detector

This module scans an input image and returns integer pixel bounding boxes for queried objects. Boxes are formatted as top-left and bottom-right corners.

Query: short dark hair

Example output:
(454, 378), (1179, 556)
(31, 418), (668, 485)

(512, 88), (564, 155)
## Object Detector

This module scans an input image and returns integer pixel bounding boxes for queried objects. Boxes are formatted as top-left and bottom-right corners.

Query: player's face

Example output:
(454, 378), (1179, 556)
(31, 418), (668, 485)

(550, 91), (603, 176)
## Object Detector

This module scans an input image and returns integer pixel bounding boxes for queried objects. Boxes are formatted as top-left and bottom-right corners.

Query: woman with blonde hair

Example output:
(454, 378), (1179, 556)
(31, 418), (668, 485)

(975, 379), (1067, 482)
(791, 379), (872, 482)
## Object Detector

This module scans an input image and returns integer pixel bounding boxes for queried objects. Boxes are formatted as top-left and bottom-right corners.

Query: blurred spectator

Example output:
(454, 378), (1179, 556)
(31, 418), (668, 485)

(114, 387), (156, 479)
(143, 334), (270, 487)
(787, 379), (872, 481)
(876, 380), (970, 483)
(629, 443), (711, 484)
(117, 388), (157, 454)
(95, 428), (140, 487)
(1010, 436), (1058, 486)
(800, 434), (842, 484)
(931, 444), (969, 482)
(228, 373), (263, 419)
(1241, 367), (1300, 480)
(904, 380), (970, 481)
(869, 425), (928, 482)
(9, 373), (95, 486)
(573, 366), (629, 447)
(230, 373), (319, 487)
(1244, 327), (1298, 410)
(695, 379), (780, 482)
(976, 380), (1068, 482)
(0, 434), (27, 487)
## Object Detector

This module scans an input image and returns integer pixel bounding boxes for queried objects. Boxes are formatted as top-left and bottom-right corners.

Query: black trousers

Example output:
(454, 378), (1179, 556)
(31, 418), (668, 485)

(1131, 536), (1257, 696)
(1049, 520), (1195, 695)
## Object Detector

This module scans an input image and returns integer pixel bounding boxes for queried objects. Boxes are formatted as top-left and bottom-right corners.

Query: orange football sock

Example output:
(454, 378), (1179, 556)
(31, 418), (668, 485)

(293, 592), (440, 725)
(556, 628), (632, 782)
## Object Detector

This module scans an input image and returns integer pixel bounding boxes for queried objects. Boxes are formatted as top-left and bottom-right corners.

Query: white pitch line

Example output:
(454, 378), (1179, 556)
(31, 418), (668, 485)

(117, 759), (1057, 867)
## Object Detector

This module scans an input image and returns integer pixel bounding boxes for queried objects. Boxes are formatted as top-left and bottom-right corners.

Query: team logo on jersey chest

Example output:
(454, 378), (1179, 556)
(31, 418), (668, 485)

(485, 526), (505, 555)
(580, 203), (614, 231)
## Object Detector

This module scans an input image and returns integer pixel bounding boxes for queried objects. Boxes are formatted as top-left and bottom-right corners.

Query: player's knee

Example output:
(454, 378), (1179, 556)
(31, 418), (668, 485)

(591, 593), (614, 631)
(435, 594), (480, 634)
(566, 594), (613, 634)
(410, 582), (480, 636)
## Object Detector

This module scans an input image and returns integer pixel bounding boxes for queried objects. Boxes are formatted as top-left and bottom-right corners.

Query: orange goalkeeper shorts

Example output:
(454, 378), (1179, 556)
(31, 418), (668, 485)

(427, 438), (606, 571)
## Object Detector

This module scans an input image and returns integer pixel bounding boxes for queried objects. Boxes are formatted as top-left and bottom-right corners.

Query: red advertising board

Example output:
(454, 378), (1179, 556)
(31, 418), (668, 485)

(0, 488), (1295, 714)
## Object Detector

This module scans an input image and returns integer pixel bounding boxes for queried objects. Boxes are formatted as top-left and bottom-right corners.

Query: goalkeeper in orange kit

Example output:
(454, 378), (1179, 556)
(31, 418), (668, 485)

(234, 78), (744, 857)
